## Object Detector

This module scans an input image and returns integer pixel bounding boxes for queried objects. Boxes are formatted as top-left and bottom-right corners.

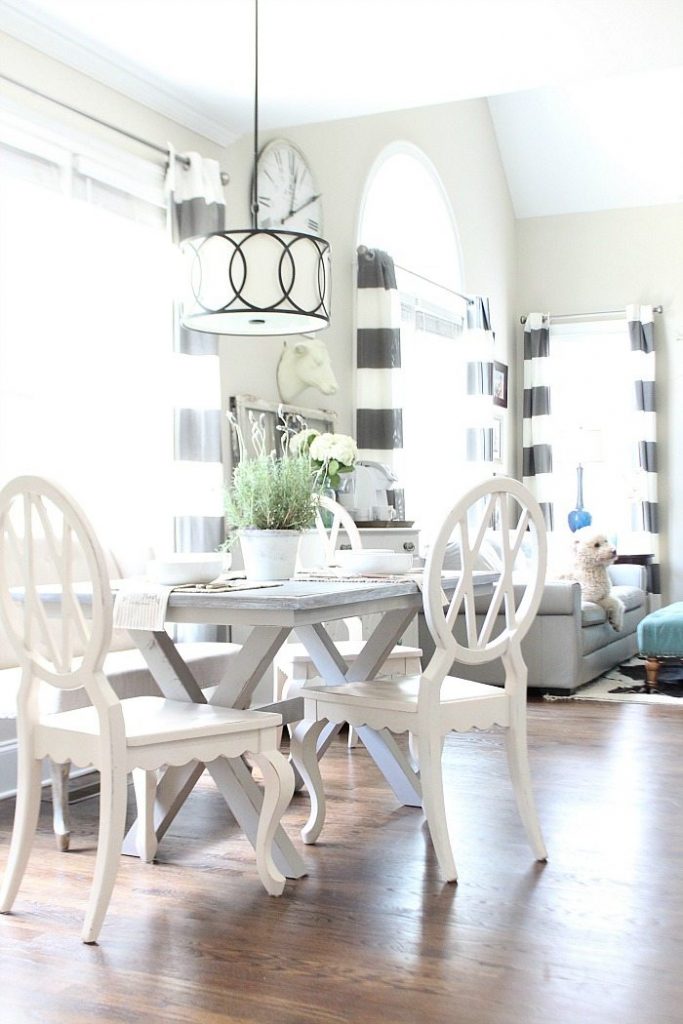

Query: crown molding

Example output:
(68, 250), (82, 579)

(0, 0), (239, 146)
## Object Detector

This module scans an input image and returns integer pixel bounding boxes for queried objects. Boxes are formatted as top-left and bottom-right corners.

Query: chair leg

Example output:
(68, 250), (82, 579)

(407, 732), (420, 773)
(50, 759), (71, 852)
(0, 753), (42, 914)
(504, 721), (547, 861)
(502, 645), (547, 862)
(280, 672), (307, 793)
(347, 725), (360, 748)
(81, 765), (128, 944)
(132, 769), (158, 864)
(415, 731), (457, 882)
(273, 664), (288, 746)
(250, 750), (295, 895)
(290, 718), (328, 845)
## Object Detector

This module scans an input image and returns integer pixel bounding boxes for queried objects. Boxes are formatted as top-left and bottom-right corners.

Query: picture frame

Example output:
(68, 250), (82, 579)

(492, 361), (508, 408)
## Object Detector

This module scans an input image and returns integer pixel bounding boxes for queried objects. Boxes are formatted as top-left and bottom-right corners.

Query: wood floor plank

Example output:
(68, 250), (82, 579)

(1, 699), (682, 1024)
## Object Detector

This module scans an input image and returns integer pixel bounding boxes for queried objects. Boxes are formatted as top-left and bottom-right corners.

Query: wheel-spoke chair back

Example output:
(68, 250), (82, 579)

(424, 476), (547, 678)
(0, 476), (113, 708)
(312, 494), (361, 564)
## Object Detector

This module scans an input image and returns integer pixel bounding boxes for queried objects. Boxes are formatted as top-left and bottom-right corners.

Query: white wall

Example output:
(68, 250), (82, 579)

(221, 98), (517, 459)
(516, 204), (683, 601)
(0, 32), (225, 163)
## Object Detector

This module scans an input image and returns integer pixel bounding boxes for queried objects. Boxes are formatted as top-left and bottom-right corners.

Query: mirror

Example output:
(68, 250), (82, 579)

(225, 394), (337, 478)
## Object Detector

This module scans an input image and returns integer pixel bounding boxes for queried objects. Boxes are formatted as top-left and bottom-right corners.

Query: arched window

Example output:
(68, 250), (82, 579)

(358, 144), (467, 533)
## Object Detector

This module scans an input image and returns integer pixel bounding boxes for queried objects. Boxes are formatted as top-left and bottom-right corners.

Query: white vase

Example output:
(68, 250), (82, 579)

(239, 529), (302, 581)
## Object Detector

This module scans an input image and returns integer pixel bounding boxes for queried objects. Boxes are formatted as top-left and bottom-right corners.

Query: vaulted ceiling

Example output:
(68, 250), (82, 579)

(2, 0), (683, 217)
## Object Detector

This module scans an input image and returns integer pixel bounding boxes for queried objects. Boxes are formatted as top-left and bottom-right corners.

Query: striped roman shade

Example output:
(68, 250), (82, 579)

(626, 304), (660, 596)
(355, 247), (403, 475)
(522, 313), (554, 529)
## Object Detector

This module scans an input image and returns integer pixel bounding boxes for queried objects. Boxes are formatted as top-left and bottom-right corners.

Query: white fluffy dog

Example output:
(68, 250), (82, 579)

(563, 528), (625, 632)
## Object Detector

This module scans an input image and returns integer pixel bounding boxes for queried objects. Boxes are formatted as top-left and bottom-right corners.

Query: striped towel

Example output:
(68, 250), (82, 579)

(112, 575), (284, 631)
(113, 580), (174, 631)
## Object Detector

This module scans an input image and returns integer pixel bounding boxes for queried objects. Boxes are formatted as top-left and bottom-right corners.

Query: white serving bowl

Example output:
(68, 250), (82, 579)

(147, 553), (225, 585)
(336, 548), (413, 575)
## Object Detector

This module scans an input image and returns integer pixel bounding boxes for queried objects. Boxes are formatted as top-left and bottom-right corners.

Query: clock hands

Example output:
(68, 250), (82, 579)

(280, 193), (322, 224)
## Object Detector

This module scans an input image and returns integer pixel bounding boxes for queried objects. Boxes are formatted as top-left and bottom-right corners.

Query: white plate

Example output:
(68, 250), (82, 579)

(336, 549), (413, 575)
(147, 553), (225, 585)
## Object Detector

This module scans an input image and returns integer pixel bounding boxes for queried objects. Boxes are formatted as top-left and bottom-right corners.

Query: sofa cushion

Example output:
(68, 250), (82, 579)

(581, 603), (608, 626)
(611, 584), (646, 613)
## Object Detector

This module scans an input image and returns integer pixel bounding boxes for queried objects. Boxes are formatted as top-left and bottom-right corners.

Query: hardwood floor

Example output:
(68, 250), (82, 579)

(1, 699), (681, 1024)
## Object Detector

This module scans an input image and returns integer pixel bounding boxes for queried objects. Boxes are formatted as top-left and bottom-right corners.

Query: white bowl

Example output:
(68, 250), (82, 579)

(336, 548), (413, 575)
(147, 553), (225, 585)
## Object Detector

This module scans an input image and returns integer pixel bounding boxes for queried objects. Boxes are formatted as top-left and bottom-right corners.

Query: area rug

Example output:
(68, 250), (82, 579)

(545, 658), (683, 705)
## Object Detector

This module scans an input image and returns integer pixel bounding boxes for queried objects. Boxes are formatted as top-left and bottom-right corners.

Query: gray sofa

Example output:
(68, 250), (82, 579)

(418, 563), (648, 694)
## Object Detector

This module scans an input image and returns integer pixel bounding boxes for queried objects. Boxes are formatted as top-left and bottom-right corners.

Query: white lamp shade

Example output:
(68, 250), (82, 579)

(181, 228), (331, 335)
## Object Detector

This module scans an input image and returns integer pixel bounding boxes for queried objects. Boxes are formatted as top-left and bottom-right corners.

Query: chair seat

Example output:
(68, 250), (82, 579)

(39, 695), (282, 746)
(302, 674), (504, 714)
(277, 639), (422, 665)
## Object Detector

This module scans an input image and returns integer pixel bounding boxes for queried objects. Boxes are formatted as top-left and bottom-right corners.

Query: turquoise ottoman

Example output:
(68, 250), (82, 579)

(637, 602), (683, 692)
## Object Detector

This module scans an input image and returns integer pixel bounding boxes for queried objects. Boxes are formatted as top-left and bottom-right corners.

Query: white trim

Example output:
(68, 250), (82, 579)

(0, 0), (237, 146)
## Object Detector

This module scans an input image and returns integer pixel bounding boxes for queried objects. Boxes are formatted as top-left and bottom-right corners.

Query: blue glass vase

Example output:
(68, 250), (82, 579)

(567, 464), (592, 532)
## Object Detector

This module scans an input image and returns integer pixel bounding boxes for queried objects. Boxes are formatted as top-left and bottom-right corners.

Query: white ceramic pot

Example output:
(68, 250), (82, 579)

(239, 529), (302, 581)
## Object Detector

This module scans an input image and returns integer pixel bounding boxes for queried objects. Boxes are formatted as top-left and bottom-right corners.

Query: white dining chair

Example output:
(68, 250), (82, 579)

(290, 476), (548, 882)
(0, 476), (293, 943)
(273, 494), (423, 748)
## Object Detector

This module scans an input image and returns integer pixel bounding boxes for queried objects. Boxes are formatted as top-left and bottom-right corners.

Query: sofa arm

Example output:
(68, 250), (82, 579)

(538, 579), (583, 615)
(608, 564), (647, 590)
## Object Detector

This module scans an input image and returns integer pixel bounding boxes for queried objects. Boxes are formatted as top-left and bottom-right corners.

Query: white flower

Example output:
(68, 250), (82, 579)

(309, 432), (357, 469)
(289, 428), (319, 456)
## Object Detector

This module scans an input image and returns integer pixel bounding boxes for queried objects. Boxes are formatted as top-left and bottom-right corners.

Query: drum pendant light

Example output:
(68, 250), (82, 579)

(180, 0), (331, 335)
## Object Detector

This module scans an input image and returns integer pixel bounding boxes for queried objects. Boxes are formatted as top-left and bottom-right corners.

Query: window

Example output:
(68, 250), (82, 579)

(358, 145), (466, 532)
(0, 114), (175, 555)
(548, 320), (641, 542)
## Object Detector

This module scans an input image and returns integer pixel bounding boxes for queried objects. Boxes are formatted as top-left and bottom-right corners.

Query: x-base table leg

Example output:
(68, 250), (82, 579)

(294, 607), (423, 807)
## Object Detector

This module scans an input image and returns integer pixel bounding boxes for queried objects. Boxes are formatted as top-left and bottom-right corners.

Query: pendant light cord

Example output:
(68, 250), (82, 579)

(251, 0), (259, 230)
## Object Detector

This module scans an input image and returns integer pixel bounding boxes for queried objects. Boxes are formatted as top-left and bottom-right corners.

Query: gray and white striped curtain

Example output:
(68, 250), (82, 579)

(522, 313), (554, 529)
(355, 247), (403, 476)
(167, 150), (226, 638)
(167, 150), (226, 555)
(464, 296), (495, 463)
(627, 304), (660, 597)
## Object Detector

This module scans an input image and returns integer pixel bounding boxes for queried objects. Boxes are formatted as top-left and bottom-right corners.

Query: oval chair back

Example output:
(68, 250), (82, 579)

(423, 476), (547, 688)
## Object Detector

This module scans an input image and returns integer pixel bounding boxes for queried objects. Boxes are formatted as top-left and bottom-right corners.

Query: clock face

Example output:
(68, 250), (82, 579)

(254, 139), (323, 236)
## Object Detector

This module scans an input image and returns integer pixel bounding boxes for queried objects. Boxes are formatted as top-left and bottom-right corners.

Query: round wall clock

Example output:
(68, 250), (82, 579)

(254, 138), (323, 236)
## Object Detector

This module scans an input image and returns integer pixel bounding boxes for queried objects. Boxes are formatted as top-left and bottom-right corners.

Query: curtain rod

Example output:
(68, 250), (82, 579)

(0, 71), (230, 185)
(356, 246), (472, 303)
(394, 263), (473, 304)
(520, 305), (663, 325)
